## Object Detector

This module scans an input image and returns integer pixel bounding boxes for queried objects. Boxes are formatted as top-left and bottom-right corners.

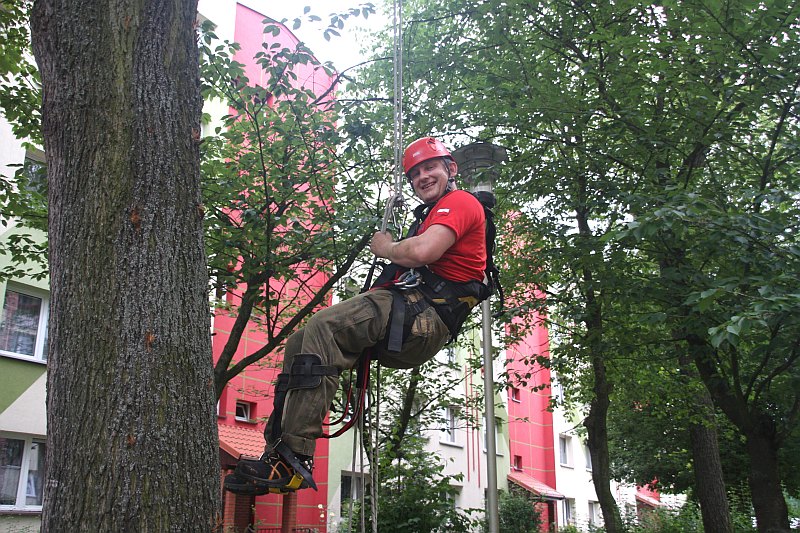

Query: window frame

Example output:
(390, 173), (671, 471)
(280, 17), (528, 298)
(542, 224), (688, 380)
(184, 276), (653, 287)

(234, 401), (252, 422)
(440, 406), (458, 445)
(551, 379), (564, 403)
(588, 500), (601, 526)
(0, 433), (46, 511)
(584, 441), (593, 471)
(0, 283), (49, 364)
(562, 498), (574, 525)
(482, 416), (503, 456)
(559, 434), (573, 467)
(21, 153), (48, 195)
(340, 471), (369, 507)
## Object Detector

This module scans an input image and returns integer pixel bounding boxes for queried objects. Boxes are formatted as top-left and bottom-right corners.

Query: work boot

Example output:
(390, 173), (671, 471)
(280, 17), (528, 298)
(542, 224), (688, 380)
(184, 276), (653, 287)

(233, 449), (315, 492)
(223, 471), (271, 496)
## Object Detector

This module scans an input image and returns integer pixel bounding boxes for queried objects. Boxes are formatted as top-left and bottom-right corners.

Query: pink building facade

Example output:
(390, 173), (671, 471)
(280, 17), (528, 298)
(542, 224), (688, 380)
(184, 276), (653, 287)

(505, 308), (562, 531)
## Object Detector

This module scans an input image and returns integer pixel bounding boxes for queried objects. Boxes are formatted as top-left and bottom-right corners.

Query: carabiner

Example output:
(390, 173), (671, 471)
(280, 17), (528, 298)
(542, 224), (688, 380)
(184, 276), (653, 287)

(394, 268), (421, 289)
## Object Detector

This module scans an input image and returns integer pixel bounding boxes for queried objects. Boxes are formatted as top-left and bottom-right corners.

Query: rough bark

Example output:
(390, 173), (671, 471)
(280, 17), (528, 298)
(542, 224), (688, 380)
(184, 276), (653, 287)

(685, 388), (733, 533)
(693, 345), (791, 533)
(651, 124), (732, 532)
(31, 0), (219, 531)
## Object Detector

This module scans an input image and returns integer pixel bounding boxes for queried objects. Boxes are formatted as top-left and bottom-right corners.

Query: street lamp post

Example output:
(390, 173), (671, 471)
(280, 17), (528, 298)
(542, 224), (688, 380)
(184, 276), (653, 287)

(452, 142), (507, 533)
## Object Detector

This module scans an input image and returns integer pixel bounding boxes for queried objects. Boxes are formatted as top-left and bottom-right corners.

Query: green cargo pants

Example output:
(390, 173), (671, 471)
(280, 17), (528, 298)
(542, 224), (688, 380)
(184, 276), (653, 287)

(265, 287), (450, 456)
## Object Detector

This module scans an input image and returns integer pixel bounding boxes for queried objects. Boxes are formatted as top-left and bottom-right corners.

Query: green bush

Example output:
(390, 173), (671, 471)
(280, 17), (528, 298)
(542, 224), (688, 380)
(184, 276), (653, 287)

(375, 442), (482, 533)
(486, 486), (542, 533)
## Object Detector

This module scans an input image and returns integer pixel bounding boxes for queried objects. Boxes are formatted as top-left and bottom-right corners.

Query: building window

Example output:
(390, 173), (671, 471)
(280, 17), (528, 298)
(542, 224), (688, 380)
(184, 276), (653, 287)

(588, 501), (601, 526)
(509, 387), (521, 402)
(0, 436), (45, 509)
(234, 401), (252, 422)
(440, 488), (457, 508)
(562, 498), (574, 525)
(584, 442), (593, 470)
(340, 472), (368, 507)
(482, 416), (502, 455)
(0, 284), (49, 362)
(437, 347), (456, 366)
(559, 434), (573, 467)
(22, 155), (48, 194)
(512, 455), (523, 471)
(551, 378), (564, 403)
(441, 407), (457, 444)
(340, 472), (369, 529)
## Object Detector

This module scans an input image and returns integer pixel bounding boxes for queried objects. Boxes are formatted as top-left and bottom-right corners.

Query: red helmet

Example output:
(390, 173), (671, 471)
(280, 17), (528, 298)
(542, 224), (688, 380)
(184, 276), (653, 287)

(402, 137), (453, 176)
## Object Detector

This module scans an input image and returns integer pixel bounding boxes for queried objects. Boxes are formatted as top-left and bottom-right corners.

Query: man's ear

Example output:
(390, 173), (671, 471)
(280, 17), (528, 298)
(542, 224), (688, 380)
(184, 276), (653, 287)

(447, 159), (458, 176)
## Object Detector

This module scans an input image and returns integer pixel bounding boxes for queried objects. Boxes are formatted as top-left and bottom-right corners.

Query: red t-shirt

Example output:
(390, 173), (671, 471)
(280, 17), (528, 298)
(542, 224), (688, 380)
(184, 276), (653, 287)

(417, 190), (486, 283)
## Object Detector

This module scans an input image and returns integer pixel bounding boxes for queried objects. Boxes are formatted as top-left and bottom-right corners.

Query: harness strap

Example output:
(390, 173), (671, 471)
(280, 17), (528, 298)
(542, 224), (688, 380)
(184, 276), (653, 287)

(386, 290), (432, 352)
(274, 441), (317, 491)
(269, 374), (290, 442)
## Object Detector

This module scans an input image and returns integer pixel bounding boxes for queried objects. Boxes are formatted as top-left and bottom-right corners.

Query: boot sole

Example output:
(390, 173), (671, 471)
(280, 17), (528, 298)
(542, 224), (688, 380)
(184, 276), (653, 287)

(224, 474), (299, 495)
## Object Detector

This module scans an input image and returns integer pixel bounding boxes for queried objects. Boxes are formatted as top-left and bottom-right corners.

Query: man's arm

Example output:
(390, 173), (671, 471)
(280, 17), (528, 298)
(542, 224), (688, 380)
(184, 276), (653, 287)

(370, 224), (456, 268)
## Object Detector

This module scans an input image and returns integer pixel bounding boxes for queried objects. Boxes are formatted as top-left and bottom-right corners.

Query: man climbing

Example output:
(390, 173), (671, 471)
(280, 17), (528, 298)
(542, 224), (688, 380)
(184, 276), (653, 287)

(224, 136), (491, 495)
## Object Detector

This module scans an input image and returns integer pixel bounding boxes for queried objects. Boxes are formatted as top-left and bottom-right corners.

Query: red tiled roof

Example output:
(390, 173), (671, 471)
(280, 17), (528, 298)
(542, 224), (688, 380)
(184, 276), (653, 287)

(508, 471), (564, 500)
(218, 424), (265, 459)
(635, 493), (662, 508)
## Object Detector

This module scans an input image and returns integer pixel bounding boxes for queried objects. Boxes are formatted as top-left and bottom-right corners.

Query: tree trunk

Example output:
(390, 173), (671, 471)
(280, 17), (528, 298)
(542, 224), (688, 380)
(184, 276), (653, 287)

(584, 356), (623, 533)
(385, 365), (422, 458)
(745, 429), (790, 532)
(575, 175), (623, 533)
(693, 348), (791, 532)
(675, 347), (735, 533)
(687, 392), (733, 533)
(31, 0), (219, 531)
(656, 202), (734, 532)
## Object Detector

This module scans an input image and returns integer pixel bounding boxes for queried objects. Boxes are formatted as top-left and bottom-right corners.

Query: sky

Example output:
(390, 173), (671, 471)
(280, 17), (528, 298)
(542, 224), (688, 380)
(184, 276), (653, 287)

(240, 1), (388, 72)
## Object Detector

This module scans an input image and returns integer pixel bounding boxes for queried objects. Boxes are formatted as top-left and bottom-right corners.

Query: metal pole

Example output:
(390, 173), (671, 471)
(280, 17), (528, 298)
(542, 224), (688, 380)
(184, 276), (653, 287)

(482, 296), (499, 533)
(452, 140), (506, 533)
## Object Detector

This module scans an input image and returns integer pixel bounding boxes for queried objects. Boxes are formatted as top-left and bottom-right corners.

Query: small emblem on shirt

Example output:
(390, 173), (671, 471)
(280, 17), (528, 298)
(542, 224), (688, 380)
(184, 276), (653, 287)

(437, 208), (450, 214)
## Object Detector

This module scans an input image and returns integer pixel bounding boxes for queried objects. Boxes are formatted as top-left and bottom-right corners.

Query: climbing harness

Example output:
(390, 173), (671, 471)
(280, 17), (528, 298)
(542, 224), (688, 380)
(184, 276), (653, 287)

(371, 192), (502, 358)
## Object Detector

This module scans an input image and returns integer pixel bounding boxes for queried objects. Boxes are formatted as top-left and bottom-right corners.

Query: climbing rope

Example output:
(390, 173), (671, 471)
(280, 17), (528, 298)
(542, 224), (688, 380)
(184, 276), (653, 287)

(390, 0), (404, 217)
(357, 1), (404, 531)
(370, 365), (381, 533)
(339, 2), (404, 531)
(381, 0), (404, 234)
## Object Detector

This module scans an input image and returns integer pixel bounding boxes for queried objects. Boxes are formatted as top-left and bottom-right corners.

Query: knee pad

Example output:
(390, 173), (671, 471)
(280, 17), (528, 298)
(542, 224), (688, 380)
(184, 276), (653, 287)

(287, 353), (339, 390)
(269, 354), (338, 442)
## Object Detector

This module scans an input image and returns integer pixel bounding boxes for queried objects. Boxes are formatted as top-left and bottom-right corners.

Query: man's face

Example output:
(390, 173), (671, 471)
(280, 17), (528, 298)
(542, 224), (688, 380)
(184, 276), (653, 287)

(408, 158), (454, 204)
